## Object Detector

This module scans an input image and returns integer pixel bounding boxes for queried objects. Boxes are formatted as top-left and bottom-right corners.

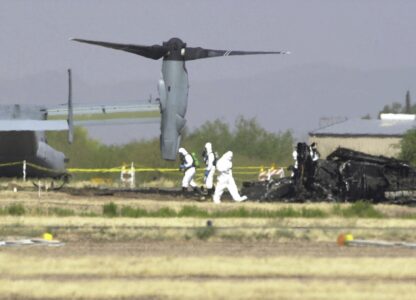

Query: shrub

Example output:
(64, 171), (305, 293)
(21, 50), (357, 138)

(400, 129), (416, 165)
(7, 203), (25, 216)
(103, 202), (118, 217)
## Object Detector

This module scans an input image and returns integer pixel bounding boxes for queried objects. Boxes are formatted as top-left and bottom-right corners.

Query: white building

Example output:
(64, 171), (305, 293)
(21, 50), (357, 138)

(309, 114), (416, 158)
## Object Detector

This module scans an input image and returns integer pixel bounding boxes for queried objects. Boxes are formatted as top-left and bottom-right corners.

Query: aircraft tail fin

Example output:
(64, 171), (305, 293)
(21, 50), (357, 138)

(67, 69), (74, 144)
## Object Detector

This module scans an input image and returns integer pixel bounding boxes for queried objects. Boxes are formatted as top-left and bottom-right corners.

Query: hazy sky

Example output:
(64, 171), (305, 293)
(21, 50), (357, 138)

(1, 0), (416, 143)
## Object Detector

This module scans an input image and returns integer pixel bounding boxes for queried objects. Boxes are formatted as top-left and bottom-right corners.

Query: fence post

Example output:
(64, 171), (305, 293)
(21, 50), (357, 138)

(23, 160), (26, 182)
(130, 162), (135, 189)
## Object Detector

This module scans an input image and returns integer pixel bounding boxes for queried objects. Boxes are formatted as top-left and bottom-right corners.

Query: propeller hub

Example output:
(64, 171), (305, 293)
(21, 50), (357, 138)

(163, 38), (187, 60)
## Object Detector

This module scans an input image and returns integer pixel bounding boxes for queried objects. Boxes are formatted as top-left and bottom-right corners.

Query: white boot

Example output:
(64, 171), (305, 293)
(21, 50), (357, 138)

(234, 195), (248, 202)
(213, 196), (221, 204)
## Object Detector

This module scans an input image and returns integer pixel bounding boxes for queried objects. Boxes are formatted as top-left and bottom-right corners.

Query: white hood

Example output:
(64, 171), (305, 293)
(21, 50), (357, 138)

(178, 147), (188, 156)
(216, 151), (233, 173)
(204, 142), (212, 153)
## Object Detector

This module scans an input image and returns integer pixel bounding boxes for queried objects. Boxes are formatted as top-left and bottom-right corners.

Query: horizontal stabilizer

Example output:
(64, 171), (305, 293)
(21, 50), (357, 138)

(0, 120), (68, 132)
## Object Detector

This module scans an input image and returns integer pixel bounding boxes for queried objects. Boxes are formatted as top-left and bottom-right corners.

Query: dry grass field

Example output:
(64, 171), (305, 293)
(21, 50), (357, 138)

(1, 189), (416, 299)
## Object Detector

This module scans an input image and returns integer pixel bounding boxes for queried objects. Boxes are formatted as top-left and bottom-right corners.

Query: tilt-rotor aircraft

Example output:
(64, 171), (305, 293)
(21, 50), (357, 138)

(72, 37), (289, 160)
(0, 69), (159, 183)
(0, 70), (74, 181)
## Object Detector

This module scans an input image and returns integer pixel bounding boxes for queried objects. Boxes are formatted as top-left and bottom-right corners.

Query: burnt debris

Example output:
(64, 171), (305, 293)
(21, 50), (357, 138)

(242, 144), (416, 204)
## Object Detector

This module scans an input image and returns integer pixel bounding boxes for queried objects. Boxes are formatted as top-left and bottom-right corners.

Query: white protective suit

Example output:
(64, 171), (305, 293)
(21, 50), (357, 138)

(212, 151), (247, 203)
(310, 144), (320, 162)
(292, 149), (298, 168)
(203, 142), (216, 190)
(178, 148), (196, 189)
(291, 149), (298, 177)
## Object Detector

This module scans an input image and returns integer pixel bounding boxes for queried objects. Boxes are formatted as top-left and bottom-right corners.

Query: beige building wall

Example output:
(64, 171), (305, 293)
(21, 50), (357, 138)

(308, 136), (402, 158)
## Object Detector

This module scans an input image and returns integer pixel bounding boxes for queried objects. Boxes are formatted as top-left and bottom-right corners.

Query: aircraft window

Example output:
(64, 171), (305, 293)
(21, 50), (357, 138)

(168, 86), (171, 92)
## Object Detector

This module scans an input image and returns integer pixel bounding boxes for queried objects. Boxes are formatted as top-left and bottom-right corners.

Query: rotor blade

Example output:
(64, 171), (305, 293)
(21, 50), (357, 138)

(71, 38), (168, 60)
(184, 47), (290, 61)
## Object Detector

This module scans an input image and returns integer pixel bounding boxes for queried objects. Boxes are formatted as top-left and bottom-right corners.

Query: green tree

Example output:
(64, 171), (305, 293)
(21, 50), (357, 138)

(361, 113), (371, 120)
(232, 117), (293, 163)
(183, 117), (294, 166)
(379, 102), (403, 115)
(399, 129), (416, 165)
(183, 119), (233, 155)
(405, 90), (411, 113)
(378, 91), (416, 116)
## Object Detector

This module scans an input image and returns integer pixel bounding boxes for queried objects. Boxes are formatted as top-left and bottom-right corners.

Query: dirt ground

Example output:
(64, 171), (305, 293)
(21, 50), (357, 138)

(2, 189), (416, 258)
(1, 190), (416, 299)
(4, 239), (416, 258)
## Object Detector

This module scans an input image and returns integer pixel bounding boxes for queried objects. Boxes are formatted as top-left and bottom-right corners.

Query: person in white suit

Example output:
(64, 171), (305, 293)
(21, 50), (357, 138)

(178, 147), (197, 192)
(212, 151), (247, 204)
(202, 142), (216, 195)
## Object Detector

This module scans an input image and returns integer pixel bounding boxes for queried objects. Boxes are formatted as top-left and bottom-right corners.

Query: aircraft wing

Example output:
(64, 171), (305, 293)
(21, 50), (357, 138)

(47, 103), (160, 125)
(0, 120), (68, 131)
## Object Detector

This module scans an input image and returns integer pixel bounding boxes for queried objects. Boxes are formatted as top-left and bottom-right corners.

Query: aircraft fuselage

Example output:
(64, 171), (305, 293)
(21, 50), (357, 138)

(0, 105), (67, 178)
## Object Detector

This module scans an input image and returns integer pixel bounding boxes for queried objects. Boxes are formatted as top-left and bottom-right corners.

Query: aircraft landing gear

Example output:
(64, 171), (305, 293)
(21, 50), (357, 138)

(32, 174), (71, 191)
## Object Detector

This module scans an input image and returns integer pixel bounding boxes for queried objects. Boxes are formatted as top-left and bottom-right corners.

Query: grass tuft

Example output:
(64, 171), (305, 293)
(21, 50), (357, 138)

(301, 207), (328, 218)
(120, 206), (148, 218)
(7, 203), (26, 216)
(332, 201), (384, 218)
(103, 202), (118, 217)
(178, 206), (209, 218)
(274, 207), (300, 218)
(155, 207), (176, 217)
(49, 207), (76, 217)
(195, 226), (216, 240)
(0, 201), (391, 220)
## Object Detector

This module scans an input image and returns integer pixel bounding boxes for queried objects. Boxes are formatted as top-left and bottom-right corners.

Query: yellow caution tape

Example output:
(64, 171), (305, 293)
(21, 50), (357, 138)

(0, 160), (288, 175)
(0, 161), (24, 168)
(67, 167), (180, 173)
(67, 168), (286, 174)
(233, 172), (261, 175)
(0, 161), (62, 174)
(234, 166), (289, 170)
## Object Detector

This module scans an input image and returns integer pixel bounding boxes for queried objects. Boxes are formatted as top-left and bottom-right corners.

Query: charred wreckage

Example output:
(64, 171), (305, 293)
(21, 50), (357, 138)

(242, 144), (416, 204)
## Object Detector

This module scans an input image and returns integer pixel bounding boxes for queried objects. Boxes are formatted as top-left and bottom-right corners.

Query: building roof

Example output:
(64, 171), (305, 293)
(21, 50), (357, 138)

(309, 119), (416, 137)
